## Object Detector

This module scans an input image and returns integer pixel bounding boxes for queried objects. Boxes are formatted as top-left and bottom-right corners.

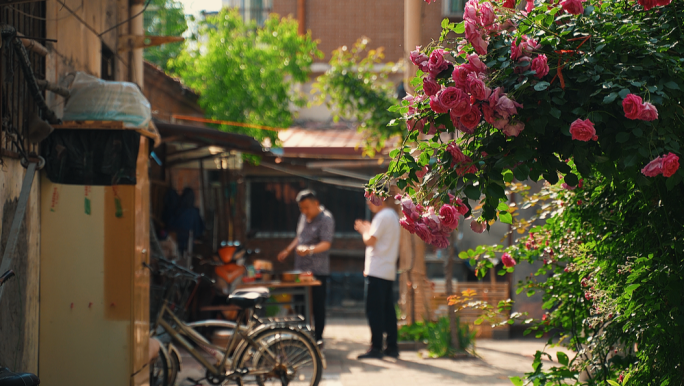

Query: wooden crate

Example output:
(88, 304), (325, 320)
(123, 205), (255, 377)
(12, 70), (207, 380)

(429, 282), (510, 339)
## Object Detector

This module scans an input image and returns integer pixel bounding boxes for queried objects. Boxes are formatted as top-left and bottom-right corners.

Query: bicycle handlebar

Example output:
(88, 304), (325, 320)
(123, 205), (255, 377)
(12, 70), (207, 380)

(0, 270), (15, 287)
(144, 259), (215, 284)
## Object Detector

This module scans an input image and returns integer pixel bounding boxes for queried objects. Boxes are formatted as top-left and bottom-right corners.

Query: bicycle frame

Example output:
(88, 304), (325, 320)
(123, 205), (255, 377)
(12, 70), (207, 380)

(152, 299), (279, 379)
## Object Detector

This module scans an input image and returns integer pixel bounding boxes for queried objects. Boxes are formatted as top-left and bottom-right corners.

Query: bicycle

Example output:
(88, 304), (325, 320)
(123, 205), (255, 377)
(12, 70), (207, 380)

(148, 258), (325, 386)
(0, 269), (41, 386)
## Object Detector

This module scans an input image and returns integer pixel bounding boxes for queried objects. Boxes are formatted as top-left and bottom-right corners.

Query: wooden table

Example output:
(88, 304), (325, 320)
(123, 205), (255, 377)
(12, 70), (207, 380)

(237, 280), (321, 328)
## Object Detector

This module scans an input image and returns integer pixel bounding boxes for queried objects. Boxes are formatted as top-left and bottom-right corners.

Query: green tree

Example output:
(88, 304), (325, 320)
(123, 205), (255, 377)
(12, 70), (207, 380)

(170, 9), (321, 142)
(143, 0), (189, 70)
(312, 37), (403, 156)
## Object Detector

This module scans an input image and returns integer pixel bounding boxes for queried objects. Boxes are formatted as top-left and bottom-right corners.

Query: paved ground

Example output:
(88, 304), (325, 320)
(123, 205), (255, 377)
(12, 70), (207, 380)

(174, 317), (564, 386)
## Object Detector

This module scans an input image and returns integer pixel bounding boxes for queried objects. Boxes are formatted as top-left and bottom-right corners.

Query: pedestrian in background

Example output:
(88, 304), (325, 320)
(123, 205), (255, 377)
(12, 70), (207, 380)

(354, 194), (401, 359)
(278, 190), (335, 345)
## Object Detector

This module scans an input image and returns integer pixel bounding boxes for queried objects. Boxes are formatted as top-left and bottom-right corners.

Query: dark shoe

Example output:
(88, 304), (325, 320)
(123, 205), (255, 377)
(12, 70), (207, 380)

(357, 349), (384, 360)
(384, 348), (399, 358)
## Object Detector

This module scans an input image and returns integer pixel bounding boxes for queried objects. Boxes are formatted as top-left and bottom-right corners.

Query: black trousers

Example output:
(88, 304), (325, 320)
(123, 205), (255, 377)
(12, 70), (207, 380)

(365, 276), (398, 351)
(311, 275), (328, 342)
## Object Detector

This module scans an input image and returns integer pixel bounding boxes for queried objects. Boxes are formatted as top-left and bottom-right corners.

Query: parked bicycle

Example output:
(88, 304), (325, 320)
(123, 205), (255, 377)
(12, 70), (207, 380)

(0, 269), (41, 386)
(148, 257), (325, 386)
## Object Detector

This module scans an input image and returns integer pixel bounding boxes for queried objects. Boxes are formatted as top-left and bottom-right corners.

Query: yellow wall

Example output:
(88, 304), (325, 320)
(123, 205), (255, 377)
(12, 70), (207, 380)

(39, 137), (150, 386)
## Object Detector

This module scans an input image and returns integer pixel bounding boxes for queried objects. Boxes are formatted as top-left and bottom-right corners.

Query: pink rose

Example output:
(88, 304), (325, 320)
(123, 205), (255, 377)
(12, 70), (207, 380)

(471, 36), (489, 56)
(622, 94), (643, 120)
(452, 66), (471, 89)
(428, 49), (450, 75)
(423, 207), (442, 229)
(398, 195), (421, 222)
(641, 157), (663, 177)
(520, 36), (541, 55)
(501, 252), (517, 268)
(638, 102), (658, 121)
(562, 183), (576, 190)
(447, 141), (468, 164)
(456, 160), (478, 176)
(525, 0), (535, 12)
(502, 120), (525, 137)
(400, 217), (416, 233)
(439, 204), (460, 229)
(561, 0), (584, 15)
(511, 40), (522, 61)
(464, 0), (479, 22)
(467, 54), (488, 73)
(465, 20), (480, 41)
(410, 47), (429, 72)
(662, 153), (680, 177)
(449, 93), (471, 118)
(569, 118), (597, 142)
(460, 105), (483, 132)
(495, 95), (523, 118)
(482, 104), (510, 130)
(440, 87), (467, 110)
(479, 2), (496, 27)
(431, 232), (451, 249)
(470, 220), (487, 233)
(415, 222), (433, 243)
(416, 166), (429, 179)
(423, 76), (441, 97)
(531, 54), (549, 79)
(514, 56), (532, 74)
(407, 118), (427, 132)
(467, 73), (490, 101)
(638, 0), (659, 10)
(364, 191), (383, 206)
(430, 95), (450, 114)
(453, 197), (469, 216)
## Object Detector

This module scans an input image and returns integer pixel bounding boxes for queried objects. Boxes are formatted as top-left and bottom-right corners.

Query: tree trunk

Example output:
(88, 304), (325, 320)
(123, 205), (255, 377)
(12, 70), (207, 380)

(445, 242), (460, 352)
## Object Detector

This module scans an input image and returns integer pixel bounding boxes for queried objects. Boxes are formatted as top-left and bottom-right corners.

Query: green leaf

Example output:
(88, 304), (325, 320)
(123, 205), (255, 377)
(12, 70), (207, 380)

(550, 108), (562, 119)
(503, 169), (515, 183)
(618, 88), (631, 99)
(603, 92), (618, 104)
(616, 132), (630, 143)
(499, 211), (513, 224)
(534, 81), (550, 91)
(464, 185), (481, 200)
(564, 173), (579, 186)
(666, 173), (682, 191)
(513, 164), (530, 181)
(497, 201), (509, 211)
(607, 381), (621, 386)
(452, 21), (465, 34)
(625, 284), (640, 297)
(665, 81), (680, 90)
(557, 351), (569, 366)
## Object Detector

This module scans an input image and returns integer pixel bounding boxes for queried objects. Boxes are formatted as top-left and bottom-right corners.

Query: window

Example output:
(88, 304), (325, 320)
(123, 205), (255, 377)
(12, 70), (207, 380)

(247, 178), (369, 237)
(1, 3), (46, 157)
(443, 0), (466, 17)
(223, 0), (273, 26)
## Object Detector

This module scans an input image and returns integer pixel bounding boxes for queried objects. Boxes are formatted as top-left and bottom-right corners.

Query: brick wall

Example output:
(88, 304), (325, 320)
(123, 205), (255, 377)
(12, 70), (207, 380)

(273, 0), (449, 63)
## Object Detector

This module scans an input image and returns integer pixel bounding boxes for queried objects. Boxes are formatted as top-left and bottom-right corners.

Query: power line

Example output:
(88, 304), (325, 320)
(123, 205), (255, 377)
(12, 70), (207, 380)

(98, 0), (152, 37)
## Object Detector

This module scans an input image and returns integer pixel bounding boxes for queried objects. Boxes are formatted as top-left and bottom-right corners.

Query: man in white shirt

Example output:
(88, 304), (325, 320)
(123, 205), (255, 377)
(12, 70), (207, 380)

(354, 196), (401, 359)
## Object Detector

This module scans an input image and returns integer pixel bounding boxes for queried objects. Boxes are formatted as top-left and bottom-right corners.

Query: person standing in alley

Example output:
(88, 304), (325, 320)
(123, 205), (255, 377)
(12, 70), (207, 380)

(354, 194), (401, 359)
(278, 190), (335, 345)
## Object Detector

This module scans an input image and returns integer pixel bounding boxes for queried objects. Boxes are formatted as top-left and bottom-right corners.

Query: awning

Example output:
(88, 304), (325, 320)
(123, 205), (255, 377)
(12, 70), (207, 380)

(154, 120), (265, 155)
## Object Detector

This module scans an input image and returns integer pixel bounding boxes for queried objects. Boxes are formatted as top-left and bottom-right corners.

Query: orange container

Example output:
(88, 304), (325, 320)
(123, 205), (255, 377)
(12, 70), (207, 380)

(215, 264), (245, 285)
(218, 246), (237, 263)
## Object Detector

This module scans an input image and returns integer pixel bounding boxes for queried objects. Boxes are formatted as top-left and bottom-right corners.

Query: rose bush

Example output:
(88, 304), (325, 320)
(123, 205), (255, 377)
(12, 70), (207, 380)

(365, 0), (684, 384)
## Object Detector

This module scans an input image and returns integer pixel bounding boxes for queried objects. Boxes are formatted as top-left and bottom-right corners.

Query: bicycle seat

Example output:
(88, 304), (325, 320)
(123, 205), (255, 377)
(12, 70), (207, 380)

(0, 368), (40, 386)
(227, 287), (270, 309)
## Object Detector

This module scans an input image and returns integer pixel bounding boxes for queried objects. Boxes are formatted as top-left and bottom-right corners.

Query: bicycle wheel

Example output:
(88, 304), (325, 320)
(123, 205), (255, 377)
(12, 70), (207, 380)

(150, 348), (169, 386)
(236, 327), (322, 386)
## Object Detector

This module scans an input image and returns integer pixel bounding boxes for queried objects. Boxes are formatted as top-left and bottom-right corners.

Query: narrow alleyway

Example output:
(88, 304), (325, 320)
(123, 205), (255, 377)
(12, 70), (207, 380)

(175, 317), (564, 386)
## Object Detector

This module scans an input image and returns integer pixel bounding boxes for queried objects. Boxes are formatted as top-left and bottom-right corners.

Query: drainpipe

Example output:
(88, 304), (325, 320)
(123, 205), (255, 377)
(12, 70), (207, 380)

(404, 0), (422, 93)
(297, 0), (306, 35)
(130, 1), (144, 88)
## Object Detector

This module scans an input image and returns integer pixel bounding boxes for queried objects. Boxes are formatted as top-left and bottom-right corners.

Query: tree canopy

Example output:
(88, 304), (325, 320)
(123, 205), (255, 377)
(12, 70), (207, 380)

(170, 9), (322, 142)
(143, 0), (189, 70)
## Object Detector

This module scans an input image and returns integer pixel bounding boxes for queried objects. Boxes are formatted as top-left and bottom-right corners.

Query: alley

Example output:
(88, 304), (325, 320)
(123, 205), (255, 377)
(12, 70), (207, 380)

(176, 317), (562, 386)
